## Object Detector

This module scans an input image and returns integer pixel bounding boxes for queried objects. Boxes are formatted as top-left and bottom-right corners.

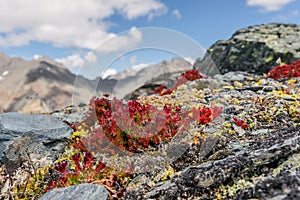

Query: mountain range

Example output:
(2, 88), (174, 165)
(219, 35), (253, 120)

(0, 52), (192, 113)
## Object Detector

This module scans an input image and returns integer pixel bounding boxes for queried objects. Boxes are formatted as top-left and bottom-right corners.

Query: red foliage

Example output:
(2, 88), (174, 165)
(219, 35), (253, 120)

(95, 158), (106, 173)
(172, 69), (204, 90)
(211, 105), (223, 119)
(189, 105), (222, 126)
(182, 69), (204, 81)
(72, 153), (81, 173)
(233, 117), (248, 129)
(46, 152), (120, 194)
(79, 95), (223, 154)
(83, 152), (94, 170)
(153, 85), (173, 96)
(192, 106), (213, 124)
(154, 69), (204, 96)
(267, 59), (300, 80)
(160, 89), (173, 96)
(54, 161), (68, 176)
(153, 85), (166, 95)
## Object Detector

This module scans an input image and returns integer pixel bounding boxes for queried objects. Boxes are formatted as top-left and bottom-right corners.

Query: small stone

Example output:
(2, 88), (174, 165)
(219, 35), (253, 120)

(262, 86), (276, 92)
(232, 124), (246, 137)
(283, 95), (296, 101)
(38, 184), (108, 200)
(250, 129), (274, 136)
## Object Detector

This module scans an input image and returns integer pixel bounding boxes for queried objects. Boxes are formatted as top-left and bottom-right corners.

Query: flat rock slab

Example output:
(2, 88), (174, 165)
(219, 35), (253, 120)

(0, 112), (73, 174)
(38, 183), (108, 200)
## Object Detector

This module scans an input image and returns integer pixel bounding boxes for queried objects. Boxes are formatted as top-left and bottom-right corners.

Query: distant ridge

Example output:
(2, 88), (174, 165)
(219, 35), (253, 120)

(0, 53), (191, 113)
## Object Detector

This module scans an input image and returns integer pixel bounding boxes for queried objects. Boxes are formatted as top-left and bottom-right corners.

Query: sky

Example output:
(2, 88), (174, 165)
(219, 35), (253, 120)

(0, 0), (299, 79)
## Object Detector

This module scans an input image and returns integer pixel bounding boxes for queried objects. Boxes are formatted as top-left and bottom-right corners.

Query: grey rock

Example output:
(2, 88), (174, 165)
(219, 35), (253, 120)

(214, 71), (261, 82)
(170, 136), (219, 171)
(38, 183), (108, 200)
(232, 124), (246, 136)
(194, 23), (300, 75)
(0, 112), (73, 174)
(250, 129), (274, 136)
(187, 77), (228, 90)
(125, 126), (300, 199)
(50, 104), (89, 125)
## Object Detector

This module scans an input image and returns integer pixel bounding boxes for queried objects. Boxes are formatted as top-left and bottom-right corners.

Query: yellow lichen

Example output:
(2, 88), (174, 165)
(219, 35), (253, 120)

(219, 179), (254, 198)
(234, 81), (243, 88)
(224, 123), (232, 128)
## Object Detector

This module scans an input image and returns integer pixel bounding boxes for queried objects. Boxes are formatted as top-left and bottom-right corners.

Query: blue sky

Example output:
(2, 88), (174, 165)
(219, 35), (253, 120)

(0, 0), (299, 78)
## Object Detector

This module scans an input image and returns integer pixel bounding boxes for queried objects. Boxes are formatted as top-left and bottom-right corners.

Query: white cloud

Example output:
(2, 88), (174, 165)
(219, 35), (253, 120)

(33, 54), (41, 60)
(55, 54), (84, 69)
(172, 9), (181, 19)
(246, 0), (294, 11)
(85, 52), (97, 64)
(0, 0), (166, 50)
(101, 68), (118, 79)
(95, 27), (142, 53)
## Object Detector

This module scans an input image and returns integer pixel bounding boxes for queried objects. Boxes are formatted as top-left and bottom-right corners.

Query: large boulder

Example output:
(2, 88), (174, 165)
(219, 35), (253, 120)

(0, 113), (73, 174)
(194, 23), (300, 75)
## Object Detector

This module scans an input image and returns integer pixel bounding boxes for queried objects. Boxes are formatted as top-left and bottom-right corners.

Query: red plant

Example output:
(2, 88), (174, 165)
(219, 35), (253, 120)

(211, 105), (223, 119)
(84, 96), (224, 151)
(192, 106), (212, 124)
(54, 161), (68, 176)
(72, 154), (81, 173)
(45, 151), (128, 198)
(233, 117), (248, 129)
(153, 85), (166, 95)
(173, 69), (204, 90)
(54, 78), (223, 198)
(267, 59), (300, 80)
(190, 105), (223, 125)
(154, 69), (204, 96)
(75, 96), (184, 153)
(153, 85), (173, 96)
(182, 69), (204, 81)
